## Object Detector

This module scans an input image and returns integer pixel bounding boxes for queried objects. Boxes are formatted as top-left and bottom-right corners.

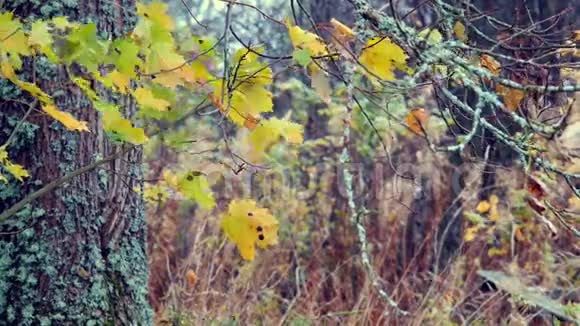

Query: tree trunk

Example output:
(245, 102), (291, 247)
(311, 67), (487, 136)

(0, 0), (152, 324)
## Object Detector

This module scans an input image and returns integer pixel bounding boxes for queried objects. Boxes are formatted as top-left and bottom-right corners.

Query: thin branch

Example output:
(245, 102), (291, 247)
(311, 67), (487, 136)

(0, 146), (134, 222)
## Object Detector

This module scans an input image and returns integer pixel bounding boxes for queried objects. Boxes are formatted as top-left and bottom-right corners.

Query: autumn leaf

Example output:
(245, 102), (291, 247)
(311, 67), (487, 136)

(0, 59), (16, 81)
(142, 184), (170, 204)
(28, 21), (53, 49)
(0, 12), (30, 57)
(514, 226), (526, 242)
(405, 108), (428, 134)
(64, 23), (107, 73)
(133, 87), (171, 112)
(137, 1), (174, 31)
(211, 48), (273, 127)
(0, 145), (29, 182)
(185, 270), (197, 287)
(476, 200), (491, 213)
(100, 70), (131, 94)
(42, 103), (89, 132)
(95, 101), (149, 145)
(453, 21), (467, 41)
(495, 84), (524, 112)
(286, 20), (327, 57)
(526, 175), (547, 199)
(418, 28), (443, 44)
(4, 161), (29, 181)
(247, 117), (304, 157)
(330, 18), (354, 43)
(176, 61), (212, 85)
(359, 37), (409, 81)
(480, 54), (501, 76)
(476, 194), (499, 222)
(110, 38), (142, 77)
(292, 48), (312, 67)
(176, 171), (215, 210)
(0, 146), (6, 162)
(220, 199), (279, 261)
(146, 42), (186, 80)
(14, 80), (52, 103)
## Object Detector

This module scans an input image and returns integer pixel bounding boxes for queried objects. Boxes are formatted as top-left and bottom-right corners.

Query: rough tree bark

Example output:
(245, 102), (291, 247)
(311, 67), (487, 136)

(0, 0), (152, 324)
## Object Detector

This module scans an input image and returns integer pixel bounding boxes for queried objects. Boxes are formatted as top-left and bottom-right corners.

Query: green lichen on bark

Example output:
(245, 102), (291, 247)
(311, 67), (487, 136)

(0, 0), (152, 324)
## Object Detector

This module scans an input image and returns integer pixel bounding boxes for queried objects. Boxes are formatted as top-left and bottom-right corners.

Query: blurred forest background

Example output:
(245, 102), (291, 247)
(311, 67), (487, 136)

(141, 0), (579, 325)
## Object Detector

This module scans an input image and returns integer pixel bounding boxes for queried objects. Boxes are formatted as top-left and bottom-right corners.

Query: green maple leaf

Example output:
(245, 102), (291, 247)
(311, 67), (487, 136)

(177, 171), (216, 210)
(28, 21), (52, 48)
(292, 48), (312, 67)
(62, 23), (107, 72)
(110, 38), (142, 77)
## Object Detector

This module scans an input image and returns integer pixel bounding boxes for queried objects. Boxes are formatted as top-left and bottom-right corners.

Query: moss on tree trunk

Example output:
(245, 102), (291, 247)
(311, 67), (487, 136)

(0, 0), (152, 324)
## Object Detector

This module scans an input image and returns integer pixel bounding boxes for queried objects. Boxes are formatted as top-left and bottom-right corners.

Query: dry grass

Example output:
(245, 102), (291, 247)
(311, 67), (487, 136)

(145, 131), (579, 325)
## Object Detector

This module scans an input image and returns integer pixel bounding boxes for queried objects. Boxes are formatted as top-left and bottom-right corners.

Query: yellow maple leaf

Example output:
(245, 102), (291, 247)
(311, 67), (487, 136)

(0, 60), (16, 81)
(42, 104), (89, 131)
(133, 87), (171, 112)
(137, 1), (174, 31)
(330, 18), (354, 43)
(103, 112), (148, 145)
(359, 37), (409, 81)
(179, 61), (212, 84)
(1, 144), (30, 182)
(4, 161), (29, 181)
(247, 117), (304, 156)
(151, 71), (183, 89)
(231, 47), (272, 86)
(212, 80), (273, 126)
(96, 101), (149, 144)
(0, 12), (30, 57)
(211, 48), (273, 126)
(286, 20), (327, 56)
(106, 70), (131, 94)
(14, 80), (52, 103)
(476, 200), (491, 213)
(221, 199), (279, 261)
(147, 42), (185, 73)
